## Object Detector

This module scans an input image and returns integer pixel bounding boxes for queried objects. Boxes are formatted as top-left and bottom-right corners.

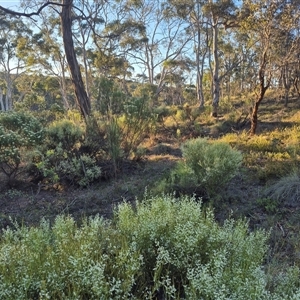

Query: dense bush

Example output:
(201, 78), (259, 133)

(1, 194), (299, 299)
(93, 77), (127, 115)
(34, 119), (101, 186)
(46, 119), (84, 151)
(160, 138), (243, 198)
(58, 154), (101, 187)
(0, 111), (45, 181)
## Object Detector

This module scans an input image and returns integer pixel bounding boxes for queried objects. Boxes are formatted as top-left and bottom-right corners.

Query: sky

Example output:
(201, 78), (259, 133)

(0, 1), (20, 9)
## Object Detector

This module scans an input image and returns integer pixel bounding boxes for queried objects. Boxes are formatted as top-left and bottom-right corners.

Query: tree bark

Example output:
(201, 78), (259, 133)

(61, 0), (91, 120)
(250, 51), (270, 135)
(0, 88), (4, 111)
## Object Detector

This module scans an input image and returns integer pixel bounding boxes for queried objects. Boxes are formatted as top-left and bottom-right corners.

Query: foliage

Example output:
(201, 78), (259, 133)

(82, 116), (106, 155)
(0, 111), (44, 180)
(167, 138), (243, 197)
(35, 145), (101, 187)
(116, 194), (271, 299)
(93, 77), (127, 115)
(256, 197), (279, 213)
(0, 194), (288, 299)
(46, 119), (84, 151)
(220, 128), (300, 182)
(118, 96), (156, 158)
(33, 118), (101, 186)
(153, 104), (170, 122)
(132, 83), (157, 106)
(106, 116), (123, 173)
(58, 154), (101, 187)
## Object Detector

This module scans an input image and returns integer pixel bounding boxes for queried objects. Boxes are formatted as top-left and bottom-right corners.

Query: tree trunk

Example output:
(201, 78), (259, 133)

(250, 51), (270, 135)
(0, 88), (4, 111)
(282, 65), (291, 107)
(4, 75), (13, 111)
(211, 19), (220, 117)
(250, 101), (259, 135)
(195, 19), (205, 108)
(61, 0), (90, 120)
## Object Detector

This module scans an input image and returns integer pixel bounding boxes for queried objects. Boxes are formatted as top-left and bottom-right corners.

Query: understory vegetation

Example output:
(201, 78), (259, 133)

(1, 92), (300, 298)
(1, 194), (299, 300)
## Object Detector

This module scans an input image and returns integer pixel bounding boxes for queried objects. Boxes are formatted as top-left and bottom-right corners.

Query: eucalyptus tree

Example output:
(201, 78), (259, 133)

(170, 0), (246, 113)
(275, 4), (300, 107)
(80, 0), (137, 96)
(168, 0), (210, 107)
(0, 0), (91, 120)
(116, 0), (192, 102)
(242, 0), (300, 134)
(18, 6), (72, 110)
(0, 11), (32, 111)
(202, 0), (243, 117)
(60, 0), (91, 119)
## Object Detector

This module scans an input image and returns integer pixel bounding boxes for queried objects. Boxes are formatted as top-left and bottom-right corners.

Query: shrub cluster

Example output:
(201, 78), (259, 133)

(0, 111), (45, 181)
(35, 119), (101, 187)
(1, 194), (299, 299)
(159, 138), (243, 198)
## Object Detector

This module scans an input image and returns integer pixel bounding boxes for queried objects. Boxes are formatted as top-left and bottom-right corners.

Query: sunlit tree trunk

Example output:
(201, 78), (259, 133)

(250, 50), (271, 135)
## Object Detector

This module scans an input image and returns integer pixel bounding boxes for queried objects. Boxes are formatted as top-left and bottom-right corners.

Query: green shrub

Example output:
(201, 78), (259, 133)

(82, 116), (106, 155)
(47, 119), (84, 151)
(93, 77), (126, 115)
(168, 138), (243, 197)
(0, 216), (141, 299)
(58, 154), (101, 187)
(0, 111), (45, 181)
(116, 194), (269, 299)
(32, 119), (93, 185)
(118, 96), (156, 158)
(35, 148), (101, 187)
(153, 105), (170, 122)
(1, 194), (288, 299)
(106, 117), (123, 173)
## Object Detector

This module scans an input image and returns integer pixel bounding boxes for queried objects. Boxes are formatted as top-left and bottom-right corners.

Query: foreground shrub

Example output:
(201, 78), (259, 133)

(2, 194), (299, 299)
(116, 194), (269, 299)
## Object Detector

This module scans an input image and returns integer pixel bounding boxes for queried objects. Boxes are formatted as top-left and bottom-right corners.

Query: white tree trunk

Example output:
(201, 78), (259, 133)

(0, 88), (4, 111)
(211, 18), (220, 117)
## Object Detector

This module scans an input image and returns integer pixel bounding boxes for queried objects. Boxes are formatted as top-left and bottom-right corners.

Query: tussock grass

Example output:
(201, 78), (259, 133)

(264, 173), (300, 207)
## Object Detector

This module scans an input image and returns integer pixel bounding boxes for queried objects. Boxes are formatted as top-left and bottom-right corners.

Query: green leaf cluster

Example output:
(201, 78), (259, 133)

(0, 112), (45, 179)
(34, 119), (101, 186)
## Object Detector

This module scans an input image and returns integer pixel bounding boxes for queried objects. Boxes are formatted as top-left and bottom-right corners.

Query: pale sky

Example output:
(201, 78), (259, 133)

(0, 1), (20, 8)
